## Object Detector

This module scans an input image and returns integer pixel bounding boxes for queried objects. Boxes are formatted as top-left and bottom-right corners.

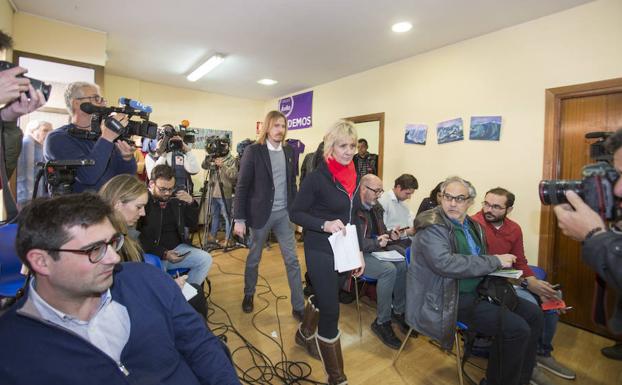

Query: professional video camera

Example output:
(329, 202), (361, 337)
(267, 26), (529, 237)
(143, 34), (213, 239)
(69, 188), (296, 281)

(539, 131), (620, 220)
(34, 159), (95, 196)
(0, 60), (52, 101)
(159, 120), (198, 152)
(80, 97), (158, 140)
(205, 136), (230, 158)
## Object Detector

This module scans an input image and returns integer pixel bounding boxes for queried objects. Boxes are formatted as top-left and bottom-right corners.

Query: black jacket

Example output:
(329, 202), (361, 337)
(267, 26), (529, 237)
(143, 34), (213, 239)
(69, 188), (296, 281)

(138, 193), (199, 257)
(233, 142), (297, 229)
(290, 160), (363, 252)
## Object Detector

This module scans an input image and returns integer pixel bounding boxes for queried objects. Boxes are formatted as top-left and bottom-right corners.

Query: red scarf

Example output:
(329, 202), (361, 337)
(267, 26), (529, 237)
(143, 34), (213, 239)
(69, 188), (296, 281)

(326, 157), (357, 198)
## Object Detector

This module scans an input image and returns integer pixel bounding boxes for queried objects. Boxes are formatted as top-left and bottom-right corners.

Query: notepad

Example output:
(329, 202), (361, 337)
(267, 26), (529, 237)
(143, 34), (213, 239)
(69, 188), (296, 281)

(488, 269), (523, 279)
(371, 250), (405, 262)
(182, 282), (198, 300)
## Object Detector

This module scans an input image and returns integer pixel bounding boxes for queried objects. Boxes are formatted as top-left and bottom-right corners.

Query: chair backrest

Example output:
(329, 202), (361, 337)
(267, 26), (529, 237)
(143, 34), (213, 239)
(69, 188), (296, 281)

(0, 224), (21, 275)
(529, 265), (547, 281)
(143, 253), (162, 269)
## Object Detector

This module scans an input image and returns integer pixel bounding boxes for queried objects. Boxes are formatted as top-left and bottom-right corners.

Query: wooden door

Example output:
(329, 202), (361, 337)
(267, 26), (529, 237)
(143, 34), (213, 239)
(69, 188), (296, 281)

(540, 79), (622, 338)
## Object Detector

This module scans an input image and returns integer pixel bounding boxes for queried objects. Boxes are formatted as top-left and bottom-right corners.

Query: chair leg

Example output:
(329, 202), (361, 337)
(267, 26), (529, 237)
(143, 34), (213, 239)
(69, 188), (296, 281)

(454, 331), (464, 385)
(392, 327), (413, 366)
(354, 276), (362, 338)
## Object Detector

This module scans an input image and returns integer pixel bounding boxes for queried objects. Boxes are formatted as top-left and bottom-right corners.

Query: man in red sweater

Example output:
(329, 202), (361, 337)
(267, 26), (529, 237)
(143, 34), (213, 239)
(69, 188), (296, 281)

(472, 187), (576, 382)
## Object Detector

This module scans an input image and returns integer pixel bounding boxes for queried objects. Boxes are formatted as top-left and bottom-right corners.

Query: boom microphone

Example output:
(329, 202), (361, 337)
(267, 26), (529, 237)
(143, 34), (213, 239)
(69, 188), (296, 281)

(80, 102), (115, 115)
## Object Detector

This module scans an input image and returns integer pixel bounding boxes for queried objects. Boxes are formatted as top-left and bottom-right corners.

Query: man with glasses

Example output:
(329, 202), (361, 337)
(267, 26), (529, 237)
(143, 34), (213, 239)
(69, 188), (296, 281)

(355, 174), (410, 349)
(0, 193), (239, 385)
(407, 176), (546, 385)
(44, 81), (136, 193)
(138, 164), (212, 287)
(472, 187), (575, 383)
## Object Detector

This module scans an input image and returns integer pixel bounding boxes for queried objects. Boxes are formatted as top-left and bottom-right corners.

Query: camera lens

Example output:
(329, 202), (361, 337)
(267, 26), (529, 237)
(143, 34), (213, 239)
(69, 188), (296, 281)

(538, 179), (583, 205)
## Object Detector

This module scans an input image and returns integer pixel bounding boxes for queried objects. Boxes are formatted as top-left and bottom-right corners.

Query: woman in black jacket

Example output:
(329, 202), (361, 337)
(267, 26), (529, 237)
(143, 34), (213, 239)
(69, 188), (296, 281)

(290, 120), (364, 385)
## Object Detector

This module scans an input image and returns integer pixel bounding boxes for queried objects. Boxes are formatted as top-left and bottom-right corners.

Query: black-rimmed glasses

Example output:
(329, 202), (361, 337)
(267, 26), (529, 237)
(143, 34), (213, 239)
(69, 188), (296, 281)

(441, 192), (470, 203)
(46, 233), (124, 264)
(482, 201), (507, 211)
(365, 185), (384, 196)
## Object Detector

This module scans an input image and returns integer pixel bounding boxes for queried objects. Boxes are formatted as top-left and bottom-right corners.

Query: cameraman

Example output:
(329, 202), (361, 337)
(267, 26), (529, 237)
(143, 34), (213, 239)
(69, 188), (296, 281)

(43, 81), (136, 192)
(201, 138), (238, 247)
(146, 124), (199, 191)
(0, 30), (46, 179)
(553, 128), (622, 359)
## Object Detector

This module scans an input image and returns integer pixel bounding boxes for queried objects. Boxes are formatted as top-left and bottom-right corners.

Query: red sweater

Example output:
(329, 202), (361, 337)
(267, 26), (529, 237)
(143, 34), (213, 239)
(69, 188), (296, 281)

(471, 211), (534, 278)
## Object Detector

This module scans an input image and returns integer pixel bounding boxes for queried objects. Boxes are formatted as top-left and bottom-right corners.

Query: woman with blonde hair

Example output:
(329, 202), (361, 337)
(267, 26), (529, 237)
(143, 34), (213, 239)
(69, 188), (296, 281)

(99, 174), (148, 262)
(290, 120), (365, 385)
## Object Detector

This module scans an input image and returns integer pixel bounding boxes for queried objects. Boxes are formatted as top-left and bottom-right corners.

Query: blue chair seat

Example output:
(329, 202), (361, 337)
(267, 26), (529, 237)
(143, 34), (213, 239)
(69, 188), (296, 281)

(142, 253), (190, 277)
(0, 224), (25, 297)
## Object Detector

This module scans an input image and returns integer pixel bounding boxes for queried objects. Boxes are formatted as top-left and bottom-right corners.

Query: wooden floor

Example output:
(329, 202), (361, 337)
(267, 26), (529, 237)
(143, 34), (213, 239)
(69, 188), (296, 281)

(203, 241), (622, 385)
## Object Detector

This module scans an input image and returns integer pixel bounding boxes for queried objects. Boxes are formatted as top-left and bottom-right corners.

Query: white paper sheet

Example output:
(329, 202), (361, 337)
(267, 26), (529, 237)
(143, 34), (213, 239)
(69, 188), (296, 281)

(371, 250), (405, 262)
(181, 282), (198, 300)
(328, 224), (362, 273)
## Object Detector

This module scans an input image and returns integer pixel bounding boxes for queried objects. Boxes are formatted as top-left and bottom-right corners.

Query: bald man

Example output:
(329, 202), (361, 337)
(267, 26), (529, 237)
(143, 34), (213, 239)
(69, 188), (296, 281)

(355, 174), (409, 349)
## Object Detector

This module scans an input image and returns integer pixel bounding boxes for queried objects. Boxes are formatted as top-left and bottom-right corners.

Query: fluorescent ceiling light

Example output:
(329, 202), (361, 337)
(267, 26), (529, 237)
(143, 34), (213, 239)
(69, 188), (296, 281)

(187, 54), (225, 82)
(392, 22), (412, 33)
(257, 78), (278, 86)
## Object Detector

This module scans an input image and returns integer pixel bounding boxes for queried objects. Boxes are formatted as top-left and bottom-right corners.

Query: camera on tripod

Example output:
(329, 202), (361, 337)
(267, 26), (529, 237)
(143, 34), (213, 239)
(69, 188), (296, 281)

(81, 97), (158, 141)
(0, 60), (52, 101)
(36, 159), (95, 196)
(160, 120), (198, 152)
(204, 136), (231, 167)
(539, 131), (620, 220)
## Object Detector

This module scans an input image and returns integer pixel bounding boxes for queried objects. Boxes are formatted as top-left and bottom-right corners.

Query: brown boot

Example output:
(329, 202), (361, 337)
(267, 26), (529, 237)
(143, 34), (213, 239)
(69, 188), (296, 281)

(316, 331), (348, 385)
(295, 296), (320, 360)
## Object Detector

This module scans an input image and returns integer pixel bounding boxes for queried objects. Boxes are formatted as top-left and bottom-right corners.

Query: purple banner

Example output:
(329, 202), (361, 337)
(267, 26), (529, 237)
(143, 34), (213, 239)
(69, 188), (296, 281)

(279, 90), (313, 130)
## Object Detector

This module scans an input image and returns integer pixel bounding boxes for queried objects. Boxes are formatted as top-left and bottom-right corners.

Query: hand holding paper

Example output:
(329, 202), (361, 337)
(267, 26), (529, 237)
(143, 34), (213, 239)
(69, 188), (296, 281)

(328, 224), (363, 273)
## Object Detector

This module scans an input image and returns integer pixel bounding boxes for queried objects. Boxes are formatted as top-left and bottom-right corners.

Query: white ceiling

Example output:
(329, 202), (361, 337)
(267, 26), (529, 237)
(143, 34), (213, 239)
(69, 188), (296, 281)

(13, 0), (591, 100)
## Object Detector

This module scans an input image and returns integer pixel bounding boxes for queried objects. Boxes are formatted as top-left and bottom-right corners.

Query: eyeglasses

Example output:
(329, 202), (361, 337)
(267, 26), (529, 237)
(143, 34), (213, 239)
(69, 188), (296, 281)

(75, 95), (106, 104)
(155, 184), (174, 194)
(46, 233), (124, 264)
(441, 192), (470, 203)
(365, 185), (384, 196)
(482, 201), (507, 211)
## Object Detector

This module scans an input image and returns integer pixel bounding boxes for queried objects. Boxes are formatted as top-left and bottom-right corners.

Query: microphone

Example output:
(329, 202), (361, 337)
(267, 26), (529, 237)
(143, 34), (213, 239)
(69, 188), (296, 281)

(80, 102), (114, 115)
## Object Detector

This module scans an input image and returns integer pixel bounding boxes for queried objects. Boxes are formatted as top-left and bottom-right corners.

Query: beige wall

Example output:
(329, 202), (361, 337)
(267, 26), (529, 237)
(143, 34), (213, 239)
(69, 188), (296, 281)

(13, 12), (106, 65)
(267, 0), (622, 262)
(0, 0), (12, 44)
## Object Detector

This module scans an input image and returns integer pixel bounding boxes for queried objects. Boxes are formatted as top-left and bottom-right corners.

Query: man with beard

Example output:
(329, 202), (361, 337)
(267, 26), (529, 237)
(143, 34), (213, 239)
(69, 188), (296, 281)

(472, 187), (575, 382)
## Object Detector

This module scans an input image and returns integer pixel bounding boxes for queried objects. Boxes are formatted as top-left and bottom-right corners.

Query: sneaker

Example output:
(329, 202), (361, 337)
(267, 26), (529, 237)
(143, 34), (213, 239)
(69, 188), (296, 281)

(536, 355), (576, 379)
(601, 342), (622, 361)
(370, 319), (402, 350)
(530, 366), (555, 385)
(391, 311), (418, 338)
(242, 294), (253, 313)
(292, 309), (304, 322)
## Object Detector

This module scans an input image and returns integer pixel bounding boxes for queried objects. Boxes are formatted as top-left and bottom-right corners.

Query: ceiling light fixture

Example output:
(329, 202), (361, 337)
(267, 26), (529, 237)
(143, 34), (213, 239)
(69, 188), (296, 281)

(257, 78), (278, 86)
(392, 21), (412, 33)
(187, 54), (225, 82)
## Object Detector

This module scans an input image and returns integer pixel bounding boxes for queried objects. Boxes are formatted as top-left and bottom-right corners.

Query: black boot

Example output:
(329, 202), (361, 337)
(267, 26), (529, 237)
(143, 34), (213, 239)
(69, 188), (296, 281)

(371, 318), (402, 349)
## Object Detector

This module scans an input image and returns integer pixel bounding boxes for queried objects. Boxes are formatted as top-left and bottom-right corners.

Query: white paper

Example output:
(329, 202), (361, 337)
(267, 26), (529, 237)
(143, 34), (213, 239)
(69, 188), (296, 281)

(181, 282), (198, 300)
(488, 269), (523, 279)
(328, 224), (362, 273)
(371, 250), (405, 262)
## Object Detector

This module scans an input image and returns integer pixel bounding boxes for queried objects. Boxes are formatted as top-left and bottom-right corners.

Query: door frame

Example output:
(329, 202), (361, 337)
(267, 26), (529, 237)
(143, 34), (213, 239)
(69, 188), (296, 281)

(344, 112), (385, 179)
(538, 77), (622, 276)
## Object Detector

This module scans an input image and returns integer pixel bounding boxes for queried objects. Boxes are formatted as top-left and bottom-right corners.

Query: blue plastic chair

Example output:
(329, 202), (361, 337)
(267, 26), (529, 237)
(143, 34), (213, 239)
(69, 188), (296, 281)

(142, 253), (190, 277)
(0, 224), (26, 297)
(529, 265), (547, 281)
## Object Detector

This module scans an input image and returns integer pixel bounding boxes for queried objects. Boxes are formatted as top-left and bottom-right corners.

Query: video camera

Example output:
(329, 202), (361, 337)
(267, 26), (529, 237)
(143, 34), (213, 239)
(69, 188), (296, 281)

(0, 60), (52, 101)
(539, 131), (620, 220)
(159, 120), (198, 152)
(35, 159), (95, 196)
(80, 97), (158, 140)
(205, 136), (230, 158)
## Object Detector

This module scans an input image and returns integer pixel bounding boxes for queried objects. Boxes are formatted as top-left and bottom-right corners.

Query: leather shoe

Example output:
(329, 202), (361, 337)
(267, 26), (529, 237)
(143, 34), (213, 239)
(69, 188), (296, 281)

(242, 295), (253, 313)
(292, 309), (304, 322)
(371, 319), (402, 350)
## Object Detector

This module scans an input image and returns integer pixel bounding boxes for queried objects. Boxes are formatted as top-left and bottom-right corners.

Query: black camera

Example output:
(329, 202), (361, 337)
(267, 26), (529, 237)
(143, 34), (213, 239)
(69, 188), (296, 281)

(539, 132), (620, 220)
(37, 159), (95, 196)
(81, 97), (158, 140)
(159, 122), (197, 152)
(205, 136), (230, 158)
(0, 60), (51, 101)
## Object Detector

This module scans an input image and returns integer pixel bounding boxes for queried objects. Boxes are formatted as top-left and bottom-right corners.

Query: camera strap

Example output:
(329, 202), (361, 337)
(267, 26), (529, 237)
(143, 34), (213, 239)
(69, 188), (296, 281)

(68, 125), (100, 141)
(0, 120), (19, 222)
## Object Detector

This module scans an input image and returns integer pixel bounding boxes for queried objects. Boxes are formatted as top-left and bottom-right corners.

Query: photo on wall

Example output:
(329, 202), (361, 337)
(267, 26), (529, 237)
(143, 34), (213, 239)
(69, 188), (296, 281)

(469, 116), (502, 141)
(404, 124), (428, 145)
(437, 118), (464, 144)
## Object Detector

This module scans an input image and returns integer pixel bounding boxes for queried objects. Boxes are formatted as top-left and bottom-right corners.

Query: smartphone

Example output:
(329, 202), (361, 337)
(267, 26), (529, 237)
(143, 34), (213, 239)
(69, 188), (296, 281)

(177, 250), (191, 258)
(551, 283), (561, 290)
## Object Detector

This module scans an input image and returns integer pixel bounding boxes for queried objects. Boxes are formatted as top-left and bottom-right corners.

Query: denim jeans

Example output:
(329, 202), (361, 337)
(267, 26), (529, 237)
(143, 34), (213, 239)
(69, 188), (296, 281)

(162, 243), (212, 285)
(243, 209), (305, 312)
(209, 197), (232, 240)
(362, 253), (407, 323)
(515, 286), (558, 356)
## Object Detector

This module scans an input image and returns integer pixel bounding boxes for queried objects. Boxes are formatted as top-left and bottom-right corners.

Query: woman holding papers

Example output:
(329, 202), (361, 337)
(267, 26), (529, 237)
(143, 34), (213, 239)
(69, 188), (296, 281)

(290, 120), (365, 385)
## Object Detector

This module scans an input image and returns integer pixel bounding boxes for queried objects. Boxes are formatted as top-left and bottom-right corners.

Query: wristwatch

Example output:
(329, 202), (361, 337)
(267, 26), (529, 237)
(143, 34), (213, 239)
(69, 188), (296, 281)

(520, 278), (529, 289)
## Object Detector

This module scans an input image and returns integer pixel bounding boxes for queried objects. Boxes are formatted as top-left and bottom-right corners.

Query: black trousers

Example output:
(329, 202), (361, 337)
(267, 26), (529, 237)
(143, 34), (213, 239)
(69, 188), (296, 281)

(457, 293), (543, 385)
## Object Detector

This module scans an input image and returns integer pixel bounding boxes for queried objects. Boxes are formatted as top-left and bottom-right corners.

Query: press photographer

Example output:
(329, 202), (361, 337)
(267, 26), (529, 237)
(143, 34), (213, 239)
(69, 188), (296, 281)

(147, 122), (200, 193)
(200, 135), (238, 248)
(550, 129), (622, 358)
(43, 81), (137, 193)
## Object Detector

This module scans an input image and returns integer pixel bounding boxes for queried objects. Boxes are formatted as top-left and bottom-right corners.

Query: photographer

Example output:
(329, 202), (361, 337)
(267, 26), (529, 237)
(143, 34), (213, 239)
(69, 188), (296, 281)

(201, 137), (237, 247)
(553, 128), (622, 359)
(0, 30), (46, 179)
(43, 81), (136, 192)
